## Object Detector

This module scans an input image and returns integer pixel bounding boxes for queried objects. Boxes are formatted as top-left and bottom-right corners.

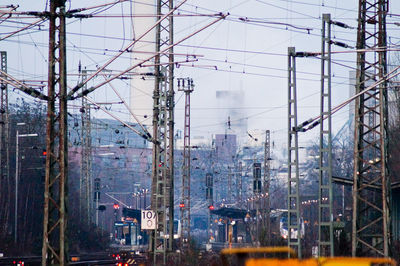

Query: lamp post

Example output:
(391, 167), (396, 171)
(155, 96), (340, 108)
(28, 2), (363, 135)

(15, 122), (38, 244)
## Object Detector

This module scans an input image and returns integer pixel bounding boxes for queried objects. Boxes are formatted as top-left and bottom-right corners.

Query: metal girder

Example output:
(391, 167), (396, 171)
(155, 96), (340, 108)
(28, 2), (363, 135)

(352, 0), (390, 257)
(151, 0), (174, 264)
(80, 70), (92, 226)
(0, 51), (10, 237)
(178, 78), (193, 251)
(318, 14), (334, 257)
(287, 47), (301, 258)
(41, 0), (68, 265)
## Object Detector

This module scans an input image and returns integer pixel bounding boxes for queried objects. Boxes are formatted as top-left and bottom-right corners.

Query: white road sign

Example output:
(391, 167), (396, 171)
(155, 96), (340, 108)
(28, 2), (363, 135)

(141, 210), (156, 230)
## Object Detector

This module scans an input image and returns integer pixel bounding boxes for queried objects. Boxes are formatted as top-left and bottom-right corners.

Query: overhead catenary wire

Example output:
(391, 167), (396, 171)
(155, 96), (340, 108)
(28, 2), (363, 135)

(68, 0), (189, 98)
(82, 95), (155, 144)
(296, 65), (400, 132)
(69, 13), (227, 101)
(2, 1), (399, 138)
(0, 69), (48, 100)
(0, 18), (46, 41)
(101, 74), (151, 138)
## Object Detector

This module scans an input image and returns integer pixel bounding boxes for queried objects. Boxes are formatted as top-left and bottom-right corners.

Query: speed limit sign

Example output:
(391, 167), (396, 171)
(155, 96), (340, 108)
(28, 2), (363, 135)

(141, 210), (157, 230)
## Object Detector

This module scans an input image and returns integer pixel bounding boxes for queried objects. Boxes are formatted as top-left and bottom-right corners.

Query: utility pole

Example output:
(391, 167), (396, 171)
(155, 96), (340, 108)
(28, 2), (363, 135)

(80, 69), (93, 226)
(151, 0), (175, 264)
(318, 14), (334, 257)
(263, 130), (271, 245)
(238, 161), (242, 206)
(178, 77), (193, 251)
(42, 0), (68, 265)
(228, 166), (232, 203)
(206, 173), (213, 242)
(252, 162), (261, 246)
(352, 0), (390, 257)
(0, 51), (10, 237)
(287, 47), (301, 258)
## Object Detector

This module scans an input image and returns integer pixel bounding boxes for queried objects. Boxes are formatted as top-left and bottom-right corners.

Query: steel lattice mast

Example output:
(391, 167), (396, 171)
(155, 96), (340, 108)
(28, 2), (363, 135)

(263, 130), (271, 245)
(287, 47), (301, 258)
(178, 78), (193, 251)
(0, 51), (10, 236)
(80, 69), (93, 226)
(352, 0), (390, 257)
(151, 0), (175, 264)
(42, 0), (68, 265)
(318, 14), (334, 257)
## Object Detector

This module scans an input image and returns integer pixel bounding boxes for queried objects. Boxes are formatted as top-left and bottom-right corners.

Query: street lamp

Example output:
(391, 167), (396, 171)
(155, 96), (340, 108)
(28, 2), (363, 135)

(15, 122), (38, 244)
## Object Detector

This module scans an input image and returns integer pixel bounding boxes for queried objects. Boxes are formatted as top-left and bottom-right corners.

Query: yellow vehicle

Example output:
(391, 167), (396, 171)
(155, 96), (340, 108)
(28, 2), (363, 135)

(220, 247), (396, 266)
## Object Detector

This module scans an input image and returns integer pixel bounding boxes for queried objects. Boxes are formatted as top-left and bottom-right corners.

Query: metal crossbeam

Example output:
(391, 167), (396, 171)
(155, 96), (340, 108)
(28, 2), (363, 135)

(42, 0), (68, 265)
(352, 0), (390, 257)
(318, 14), (334, 257)
(287, 47), (301, 258)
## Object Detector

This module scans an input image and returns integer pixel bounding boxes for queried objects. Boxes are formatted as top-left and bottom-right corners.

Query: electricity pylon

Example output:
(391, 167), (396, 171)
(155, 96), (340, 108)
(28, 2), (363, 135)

(352, 0), (391, 257)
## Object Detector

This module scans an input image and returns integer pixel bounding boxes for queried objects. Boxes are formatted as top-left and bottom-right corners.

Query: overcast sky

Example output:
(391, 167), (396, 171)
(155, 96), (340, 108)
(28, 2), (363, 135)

(2, 0), (400, 152)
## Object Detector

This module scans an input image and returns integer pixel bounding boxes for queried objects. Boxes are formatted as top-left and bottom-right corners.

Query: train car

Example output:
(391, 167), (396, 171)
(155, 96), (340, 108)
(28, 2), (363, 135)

(270, 209), (305, 242)
(112, 211), (181, 251)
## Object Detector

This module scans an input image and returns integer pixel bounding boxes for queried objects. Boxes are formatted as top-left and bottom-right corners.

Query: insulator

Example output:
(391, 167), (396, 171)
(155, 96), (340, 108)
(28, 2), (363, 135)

(331, 21), (351, 29)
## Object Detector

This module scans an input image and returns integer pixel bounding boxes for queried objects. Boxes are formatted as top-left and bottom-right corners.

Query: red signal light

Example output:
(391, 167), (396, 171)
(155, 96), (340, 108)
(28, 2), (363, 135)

(113, 203), (120, 209)
(179, 203), (184, 208)
(209, 205), (214, 210)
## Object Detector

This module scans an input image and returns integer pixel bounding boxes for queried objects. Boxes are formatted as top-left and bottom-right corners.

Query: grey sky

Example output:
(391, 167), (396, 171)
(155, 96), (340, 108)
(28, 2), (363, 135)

(2, 0), (399, 150)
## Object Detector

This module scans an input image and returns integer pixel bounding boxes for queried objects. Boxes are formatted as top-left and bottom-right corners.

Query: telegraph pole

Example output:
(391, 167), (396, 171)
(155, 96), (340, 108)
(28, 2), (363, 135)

(0, 51), (10, 236)
(42, 0), (68, 265)
(287, 47), (301, 258)
(151, 0), (175, 264)
(80, 69), (93, 226)
(263, 130), (271, 245)
(318, 14), (334, 257)
(178, 77), (194, 251)
(352, 0), (390, 257)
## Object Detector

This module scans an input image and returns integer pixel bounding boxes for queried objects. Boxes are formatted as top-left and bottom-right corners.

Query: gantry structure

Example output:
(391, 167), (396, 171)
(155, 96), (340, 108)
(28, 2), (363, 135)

(352, 0), (391, 257)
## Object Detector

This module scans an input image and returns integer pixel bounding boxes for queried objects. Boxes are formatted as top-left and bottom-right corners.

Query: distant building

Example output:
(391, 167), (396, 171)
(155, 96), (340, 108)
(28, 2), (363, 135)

(129, 0), (156, 127)
(214, 134), (237, 163)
